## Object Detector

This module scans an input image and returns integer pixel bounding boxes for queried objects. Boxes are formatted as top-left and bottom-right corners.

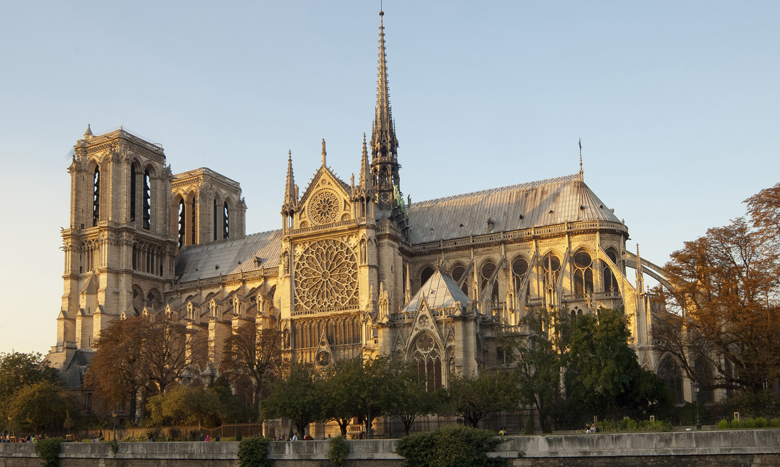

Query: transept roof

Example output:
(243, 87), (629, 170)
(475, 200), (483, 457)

(401, 269), (470, 314)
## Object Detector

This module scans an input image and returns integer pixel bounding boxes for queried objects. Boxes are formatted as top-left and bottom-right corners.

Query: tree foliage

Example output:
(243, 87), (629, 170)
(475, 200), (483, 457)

(8, 381), (74, 433)
(654, 184), (780, 393)
(385, 359), (441, 436)
(220, 323), (282, 414)
(446, 371), (519, 428)
(85, 315), (207, 421)
(0, 352), (64, 431)
(396, 425), (504, 467)
(261, 364), (322, 437)
(146, 385), (223, 427)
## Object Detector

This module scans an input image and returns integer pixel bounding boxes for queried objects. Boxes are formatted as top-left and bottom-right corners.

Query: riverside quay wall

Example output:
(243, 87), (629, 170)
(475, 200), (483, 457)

(1, 430), (780, 467)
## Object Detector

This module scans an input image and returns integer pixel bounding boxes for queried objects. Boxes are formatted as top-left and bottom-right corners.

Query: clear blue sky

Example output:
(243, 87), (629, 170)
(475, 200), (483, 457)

(1, 1), (778, 355)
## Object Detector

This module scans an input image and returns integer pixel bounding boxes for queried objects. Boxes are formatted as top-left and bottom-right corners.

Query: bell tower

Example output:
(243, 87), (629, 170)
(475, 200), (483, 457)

(58, 126), (176, 351)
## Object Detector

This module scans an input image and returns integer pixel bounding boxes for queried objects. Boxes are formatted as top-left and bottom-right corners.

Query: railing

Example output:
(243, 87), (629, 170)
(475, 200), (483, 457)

(291, 306), (360, 317)
(410, 220), (628, 254)
(289, 219), (359, 235)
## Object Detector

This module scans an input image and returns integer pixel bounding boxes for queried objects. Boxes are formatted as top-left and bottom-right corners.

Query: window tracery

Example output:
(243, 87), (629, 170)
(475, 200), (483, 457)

(223, 202), (230, 239)
(143, 170), (151, 230)
(92, 167), (100, 226)
(450, 264), (468, 295)
(412, 333), (442, 391)
(511, 257), (529, 296)
(573, 250), (594, 295)
(308, 190), (340, 225)
(178, 200), (186, 248)
(294, 239), (358, 311)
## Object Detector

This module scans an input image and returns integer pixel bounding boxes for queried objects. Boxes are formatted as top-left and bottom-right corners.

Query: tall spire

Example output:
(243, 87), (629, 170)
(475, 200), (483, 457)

(370, 8), (401, 210)
(321, 139), (327, 166)
(282, 150), (297, 212)
(371, 9), (398, 163)
(578, 138), (583, 181)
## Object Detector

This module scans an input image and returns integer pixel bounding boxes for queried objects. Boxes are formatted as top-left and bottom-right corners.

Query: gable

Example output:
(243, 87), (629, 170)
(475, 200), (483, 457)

(298, 168), (353, 228)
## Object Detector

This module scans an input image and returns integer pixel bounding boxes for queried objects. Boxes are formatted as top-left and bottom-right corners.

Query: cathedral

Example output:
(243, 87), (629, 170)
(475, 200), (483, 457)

(49, 10), (668, 402)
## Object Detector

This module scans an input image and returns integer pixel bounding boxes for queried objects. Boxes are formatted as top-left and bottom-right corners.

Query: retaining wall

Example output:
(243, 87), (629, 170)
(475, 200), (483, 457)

(1, 430), (779, 467)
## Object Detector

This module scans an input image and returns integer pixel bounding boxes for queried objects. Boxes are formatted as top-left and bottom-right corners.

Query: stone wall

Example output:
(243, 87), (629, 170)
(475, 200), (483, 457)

(1, 430), (779, 467)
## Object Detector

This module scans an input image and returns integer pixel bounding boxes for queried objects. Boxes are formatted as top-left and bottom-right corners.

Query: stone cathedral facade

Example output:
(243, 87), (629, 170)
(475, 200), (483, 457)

(49, 11), (668, 400)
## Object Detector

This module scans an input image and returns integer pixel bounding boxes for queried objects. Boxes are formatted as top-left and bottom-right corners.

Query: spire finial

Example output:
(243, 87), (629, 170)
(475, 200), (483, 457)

(321, 139), (327, 166)
(83, 124), (93, 140)
(359, 132), (372, 190)
(578, 137), (583, 181)
(283, 150), (297, 213)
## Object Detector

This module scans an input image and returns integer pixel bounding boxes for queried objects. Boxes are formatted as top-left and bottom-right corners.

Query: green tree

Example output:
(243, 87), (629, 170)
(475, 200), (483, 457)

(319, 358), (361, 436)
(8, 380), (74, 433)
(261, 364), (322, 438)
(446, 371), (519, 428)
(385, 359), (440, 436)
(146, 385), (224, 428)
(501, 308), (568, 433)
(567, 309), (672, 417)
(0, 352), (59, 422)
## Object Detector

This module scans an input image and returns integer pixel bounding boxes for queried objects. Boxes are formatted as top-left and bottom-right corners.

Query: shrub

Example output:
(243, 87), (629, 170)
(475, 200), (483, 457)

(742, 419), (755, 429)
(328, 436), (349, 467)
(238, 437), (271, 467)
(108, 439), (119, 455)
(755, 417), (768, 428)
(770, 418), (780, 428)
(34, 438), (63, 467)
(718, 420), (729, 430)
(730, 419), (741, 429)
(396, 425), (505, 467)
(167, 427), (182, 441)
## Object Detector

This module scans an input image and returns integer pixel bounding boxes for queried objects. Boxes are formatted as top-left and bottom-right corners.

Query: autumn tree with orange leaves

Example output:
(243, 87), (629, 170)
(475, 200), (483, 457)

(654, 183), (780, 394)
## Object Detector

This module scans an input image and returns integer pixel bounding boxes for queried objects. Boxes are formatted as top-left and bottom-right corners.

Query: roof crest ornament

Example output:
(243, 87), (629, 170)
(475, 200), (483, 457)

(321, 139), (327, 167)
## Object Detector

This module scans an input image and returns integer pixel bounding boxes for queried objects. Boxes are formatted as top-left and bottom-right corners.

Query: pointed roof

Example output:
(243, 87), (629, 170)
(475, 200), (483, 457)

(83, 124), (93, 140)
(282, 151), (296, 213)
(401, 269), (469, 314)
(359, 133), (372, 190)
(370, 9), (398, 162)
(408, 174), (623, 244)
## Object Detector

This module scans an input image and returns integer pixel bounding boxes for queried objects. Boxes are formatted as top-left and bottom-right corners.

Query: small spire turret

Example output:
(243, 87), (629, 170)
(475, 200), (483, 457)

(83, 124), (93, 140)
(321, 139), (327, 166)
(359, 133), (371, 190)
(579, 138), (583, 181)
(282, 151), (297, 214)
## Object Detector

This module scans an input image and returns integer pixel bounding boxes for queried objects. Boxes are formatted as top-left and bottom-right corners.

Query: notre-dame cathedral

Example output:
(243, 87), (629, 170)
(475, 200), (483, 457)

(49, 10), (669, 401)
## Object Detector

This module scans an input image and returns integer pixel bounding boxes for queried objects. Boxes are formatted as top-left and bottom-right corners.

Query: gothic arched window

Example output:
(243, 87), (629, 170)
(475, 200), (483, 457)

(92, 167), (100, 226)
(511, 257), (529, 296)
(480, 261), (499, 304)
(658, 357), (684, 404)
(191, 198), (197, 245)
(143, 170), (151, 230)
(130, 163), (138, 222)
(451, 264), (469, 295)
(412, 333), (442, 391)
(213, 199), (218, 241)
(420, 266), (435, 287)
(573, 250), (593, 295)
(542, 252), (561, 289)
(602, 248), (619, 293)
(178, 200), (186, 248)
(223, 202), (230, 239)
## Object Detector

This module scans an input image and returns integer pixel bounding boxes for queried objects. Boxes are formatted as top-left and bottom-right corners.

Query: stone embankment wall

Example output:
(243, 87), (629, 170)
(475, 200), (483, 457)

(1, 430), (779, 467)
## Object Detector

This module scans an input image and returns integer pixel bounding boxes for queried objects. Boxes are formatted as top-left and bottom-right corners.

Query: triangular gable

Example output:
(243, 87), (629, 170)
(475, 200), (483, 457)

(406, 297), (445, 355)
(401, 269), (469, 315)
(314, 328), (334, 367)
(298, 166), (351, 207)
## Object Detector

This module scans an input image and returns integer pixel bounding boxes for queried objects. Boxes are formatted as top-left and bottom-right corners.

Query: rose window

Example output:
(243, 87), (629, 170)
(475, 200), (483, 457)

(294, 239), (358, 311)
(309, 190), (340, 225)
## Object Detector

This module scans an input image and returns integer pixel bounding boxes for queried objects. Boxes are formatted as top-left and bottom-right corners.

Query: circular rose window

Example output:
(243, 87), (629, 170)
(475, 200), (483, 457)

(309, 190), (340, 225)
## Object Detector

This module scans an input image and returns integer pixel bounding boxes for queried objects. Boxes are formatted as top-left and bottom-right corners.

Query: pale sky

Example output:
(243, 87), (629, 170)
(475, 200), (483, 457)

(1, 1), (778, 355)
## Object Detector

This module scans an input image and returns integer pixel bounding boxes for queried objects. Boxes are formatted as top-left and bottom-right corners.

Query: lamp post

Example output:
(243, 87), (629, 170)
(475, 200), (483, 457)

(693, 382), (701, 430)
(112, 412), (117, 441)
(7, 415), (13, 441)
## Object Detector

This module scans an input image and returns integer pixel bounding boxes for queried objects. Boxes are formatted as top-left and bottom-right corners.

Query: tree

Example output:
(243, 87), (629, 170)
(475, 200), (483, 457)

(654, 199), (780, 393)
(385, 359), (441, 436)
(568, 309), (672, 417)
(86, 315), (208, 421)
(319, 358), (362, 436)
(8, 380), (74, 433)
(501, 308), (568, 433)
(220, 323), (282, 414)
(261, 364), (322, 438)
(0, 352), (59, 422)
(346, 356), (395, 439)
(446, 371), (519, 428)
(146, 385), (223, 428)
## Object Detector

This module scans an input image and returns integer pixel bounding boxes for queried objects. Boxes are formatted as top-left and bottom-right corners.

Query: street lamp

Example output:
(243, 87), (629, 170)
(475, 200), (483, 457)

(7, 416), (13, 441)
(693, 382), (701, 430)
(112, 412), (117, 441)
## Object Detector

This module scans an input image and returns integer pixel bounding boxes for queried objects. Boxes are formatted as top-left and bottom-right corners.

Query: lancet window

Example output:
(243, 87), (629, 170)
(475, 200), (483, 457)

(213, 199), (218, 241)
(511, 257), (529, 296)
(450, 264), (469, 295)
(92, 167), (100, 226)
(178, 200), (186, 248)
(573, 250), (594, 295)
(191, 199), (197, 245)
(130, 163), (137, 222)
(223, 202), (230, 239)
(541, 252), (561, 290)
(480, 261), (499, 304)
(420, 266), (434, 287)
(142, 170), (151, 230)
(412, 333), (442, 391)
(602, 248), (619, 293)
